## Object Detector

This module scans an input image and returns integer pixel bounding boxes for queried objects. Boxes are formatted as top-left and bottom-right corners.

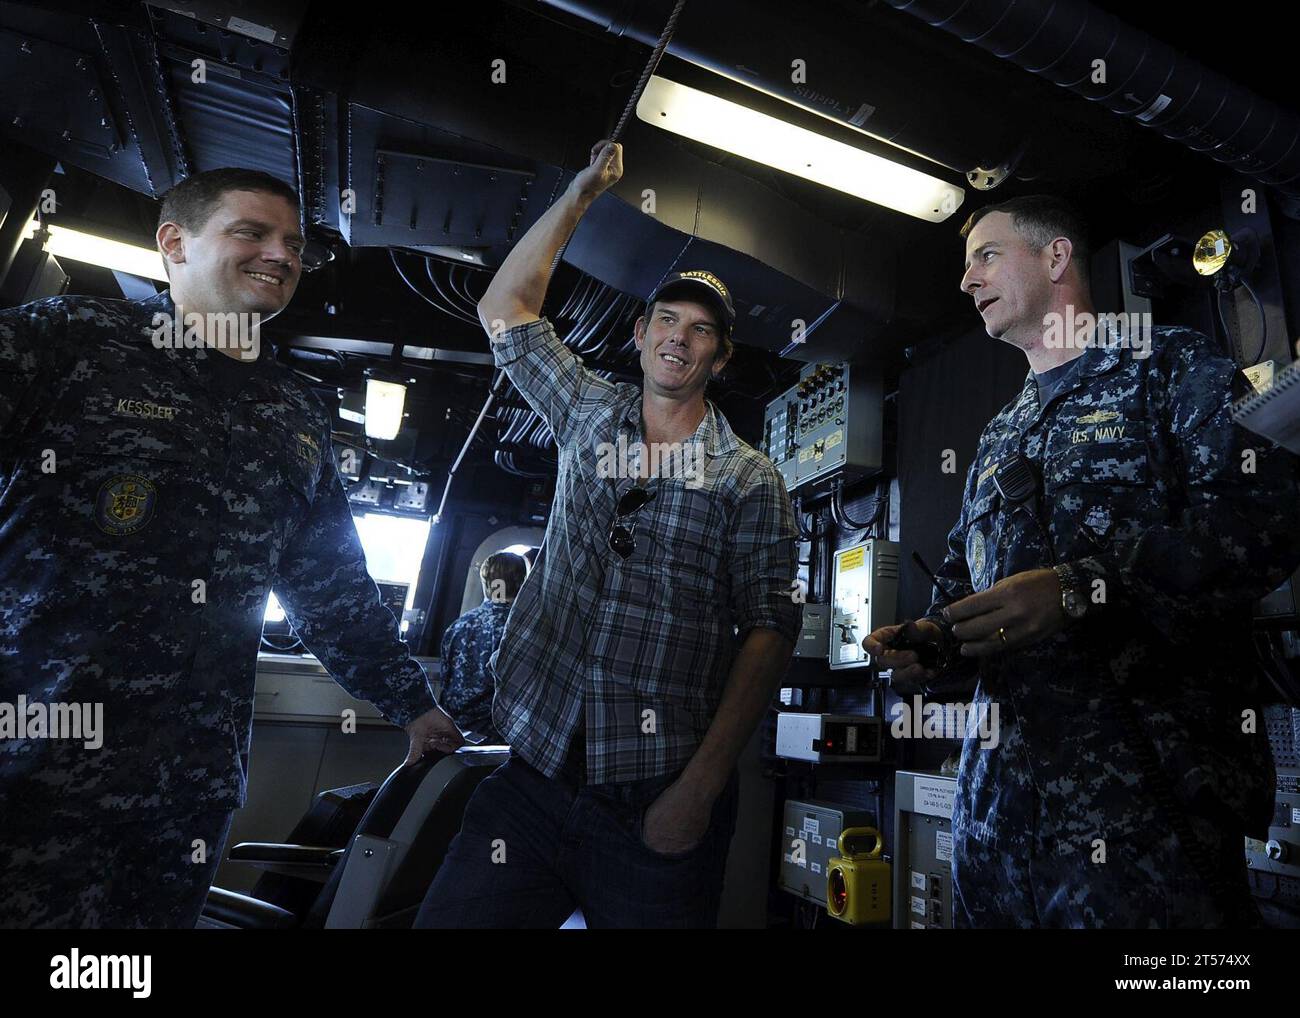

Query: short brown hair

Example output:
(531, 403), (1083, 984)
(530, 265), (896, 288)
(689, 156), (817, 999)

(480, 551), (527, 601)
(960, 194), (1090, 280)
(156, 167), (300, 279)
(157, 167), (300, 236)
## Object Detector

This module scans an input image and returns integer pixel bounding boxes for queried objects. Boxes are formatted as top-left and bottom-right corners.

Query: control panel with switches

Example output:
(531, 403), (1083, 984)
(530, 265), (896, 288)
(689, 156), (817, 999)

(762, 361), (882, 493)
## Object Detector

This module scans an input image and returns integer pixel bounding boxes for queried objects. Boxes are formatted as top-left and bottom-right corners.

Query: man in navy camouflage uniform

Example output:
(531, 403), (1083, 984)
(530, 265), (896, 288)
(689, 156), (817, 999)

(867, 196), (1300, 927)
(0, 168), (464, 929)
(439, 550), (528, 743)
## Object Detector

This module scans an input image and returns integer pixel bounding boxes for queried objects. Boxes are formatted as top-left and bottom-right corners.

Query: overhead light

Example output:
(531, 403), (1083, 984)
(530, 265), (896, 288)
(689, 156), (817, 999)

(636, 76), (964, 222)
(1193, 229), (1231, 277)
(22, 218), (167, 280)
(364, 377), (407, 440)
(502, 544), (532, 556)
(1192, 227), (1258, 290)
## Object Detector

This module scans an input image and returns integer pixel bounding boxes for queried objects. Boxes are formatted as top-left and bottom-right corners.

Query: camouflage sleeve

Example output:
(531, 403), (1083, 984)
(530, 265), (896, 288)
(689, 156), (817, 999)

(492, 317), (619, 445)
(0, 297), (65, 434)
(272, 444), (437, 727)
(438, 622), (457, 698)
(728, 461), (802, 643)
(1072, 332), (1300, 643)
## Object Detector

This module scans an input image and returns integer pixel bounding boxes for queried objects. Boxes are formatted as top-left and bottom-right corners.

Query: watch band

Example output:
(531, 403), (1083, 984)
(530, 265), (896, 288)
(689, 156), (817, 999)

(1054, 562), (1086, 619)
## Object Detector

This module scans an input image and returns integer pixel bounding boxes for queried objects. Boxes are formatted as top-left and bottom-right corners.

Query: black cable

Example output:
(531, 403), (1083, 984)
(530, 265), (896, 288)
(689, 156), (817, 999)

(831, 479), (884, 532)
(425, 259), (479, 324)
(792, 496), (816, 541)
(1241, 278), (1269, 365)
(389, 249), (472, 323)
(452, 264), (486, 309)
(1215, 281), (1269, 365)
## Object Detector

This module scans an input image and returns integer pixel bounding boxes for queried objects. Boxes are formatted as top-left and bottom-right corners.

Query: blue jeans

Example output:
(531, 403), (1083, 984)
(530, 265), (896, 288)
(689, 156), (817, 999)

(414, 756), (739, 928)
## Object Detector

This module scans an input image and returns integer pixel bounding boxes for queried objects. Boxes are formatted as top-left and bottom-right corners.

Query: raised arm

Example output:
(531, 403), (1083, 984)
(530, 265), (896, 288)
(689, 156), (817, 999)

(477, 140), (623, 339)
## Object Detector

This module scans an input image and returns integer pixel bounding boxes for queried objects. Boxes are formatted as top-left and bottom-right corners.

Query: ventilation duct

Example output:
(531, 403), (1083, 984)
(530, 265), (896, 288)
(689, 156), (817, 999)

(885, 0), (1300, 211)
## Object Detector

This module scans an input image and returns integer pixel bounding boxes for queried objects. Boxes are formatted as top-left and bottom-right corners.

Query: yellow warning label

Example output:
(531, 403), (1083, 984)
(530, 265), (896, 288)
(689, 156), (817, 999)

(839, 547), (865, 572)
(825, 429), (843, 451)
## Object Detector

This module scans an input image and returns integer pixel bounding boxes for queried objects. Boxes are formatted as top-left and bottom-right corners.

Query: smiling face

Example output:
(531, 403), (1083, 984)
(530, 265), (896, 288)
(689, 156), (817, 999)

(634, 298), (731, 400)
(158, 189), (303, 319)
(959, 210), (1059, 350)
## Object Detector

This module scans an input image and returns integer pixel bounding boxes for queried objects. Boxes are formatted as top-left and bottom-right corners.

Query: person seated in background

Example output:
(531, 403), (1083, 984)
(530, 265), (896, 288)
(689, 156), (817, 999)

(438, 551), (528, 744)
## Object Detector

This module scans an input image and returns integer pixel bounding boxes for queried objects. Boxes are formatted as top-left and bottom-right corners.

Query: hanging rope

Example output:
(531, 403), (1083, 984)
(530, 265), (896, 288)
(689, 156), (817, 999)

(433, 0), (690, 517)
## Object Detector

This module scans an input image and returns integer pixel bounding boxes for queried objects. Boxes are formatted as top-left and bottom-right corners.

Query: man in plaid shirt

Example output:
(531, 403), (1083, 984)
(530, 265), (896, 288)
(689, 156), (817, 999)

(416, 140), (800, 928)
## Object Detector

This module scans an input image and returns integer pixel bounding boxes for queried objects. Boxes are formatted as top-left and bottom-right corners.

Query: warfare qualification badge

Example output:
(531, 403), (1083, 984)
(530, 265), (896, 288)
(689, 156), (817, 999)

(968, 528), (986, 578)
(95, 474), (158, 536)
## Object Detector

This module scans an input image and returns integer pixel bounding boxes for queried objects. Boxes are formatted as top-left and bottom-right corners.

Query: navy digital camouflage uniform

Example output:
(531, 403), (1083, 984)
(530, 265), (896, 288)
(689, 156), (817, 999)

(439, 597), (511, 743)
(922, 325), (1300, 928)
(0, 290), (437, 929)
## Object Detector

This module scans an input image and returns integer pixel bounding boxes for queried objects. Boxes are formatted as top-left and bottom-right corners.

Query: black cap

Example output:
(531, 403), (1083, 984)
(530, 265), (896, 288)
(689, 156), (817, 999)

(646, 270), (736, 337)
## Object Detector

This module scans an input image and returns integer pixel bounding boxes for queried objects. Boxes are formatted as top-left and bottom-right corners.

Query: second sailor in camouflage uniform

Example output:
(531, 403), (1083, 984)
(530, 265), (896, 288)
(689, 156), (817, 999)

(439, 551), (529, 743)
(867, 197), (1300, 928)
(0, 169), (463, 929)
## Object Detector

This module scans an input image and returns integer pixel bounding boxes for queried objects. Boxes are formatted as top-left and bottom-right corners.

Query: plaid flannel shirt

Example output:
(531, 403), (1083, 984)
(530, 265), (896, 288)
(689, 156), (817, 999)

(489, 317), (800, 784)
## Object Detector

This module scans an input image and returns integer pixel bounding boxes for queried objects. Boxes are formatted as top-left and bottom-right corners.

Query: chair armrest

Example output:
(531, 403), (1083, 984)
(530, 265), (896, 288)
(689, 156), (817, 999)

(201, 887), (297, 930)
(228, 842), (341, 866)
(226, 842), (345, 881)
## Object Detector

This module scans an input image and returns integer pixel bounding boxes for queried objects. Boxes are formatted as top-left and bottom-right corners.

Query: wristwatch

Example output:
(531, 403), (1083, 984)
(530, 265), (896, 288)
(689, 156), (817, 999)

(1054, 563), (1088, 620)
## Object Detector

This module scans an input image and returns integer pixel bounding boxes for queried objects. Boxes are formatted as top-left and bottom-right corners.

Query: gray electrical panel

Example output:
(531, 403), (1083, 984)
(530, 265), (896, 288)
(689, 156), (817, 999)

(830, 539), (900, 669)
(779, 799), (876, 907)
(893, 770), (957, 929)
(761, 361), (882, 493)
(1246, 707), (1300, 916)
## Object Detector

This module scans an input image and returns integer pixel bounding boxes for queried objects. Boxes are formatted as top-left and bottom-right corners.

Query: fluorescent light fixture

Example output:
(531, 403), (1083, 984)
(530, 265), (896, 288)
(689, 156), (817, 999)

(636, 76), (964, 222)
(502, 544), (533, 556)
(23, 218), (168, 280)
(364, 378), (406, 440)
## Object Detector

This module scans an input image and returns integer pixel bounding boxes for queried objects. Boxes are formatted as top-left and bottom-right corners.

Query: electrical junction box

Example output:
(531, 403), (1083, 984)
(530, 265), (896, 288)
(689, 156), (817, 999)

(830, 539), (900, 669)
(893, 770), (957, 929)
(779, 799), (876, 906)
(775, 712), (882, 763)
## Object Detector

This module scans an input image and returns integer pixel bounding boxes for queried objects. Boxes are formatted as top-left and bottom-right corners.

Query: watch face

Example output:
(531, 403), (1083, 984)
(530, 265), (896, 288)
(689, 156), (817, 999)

(1063, 591), (1087, 619)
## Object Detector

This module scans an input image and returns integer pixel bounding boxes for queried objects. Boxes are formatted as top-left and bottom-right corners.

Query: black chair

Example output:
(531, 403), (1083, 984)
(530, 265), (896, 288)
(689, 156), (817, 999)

(200, 746), (509, 929)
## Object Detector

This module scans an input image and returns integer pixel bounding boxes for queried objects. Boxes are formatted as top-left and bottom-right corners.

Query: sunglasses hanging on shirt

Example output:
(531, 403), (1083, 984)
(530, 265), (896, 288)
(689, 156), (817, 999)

(607, 484), (657, 559)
